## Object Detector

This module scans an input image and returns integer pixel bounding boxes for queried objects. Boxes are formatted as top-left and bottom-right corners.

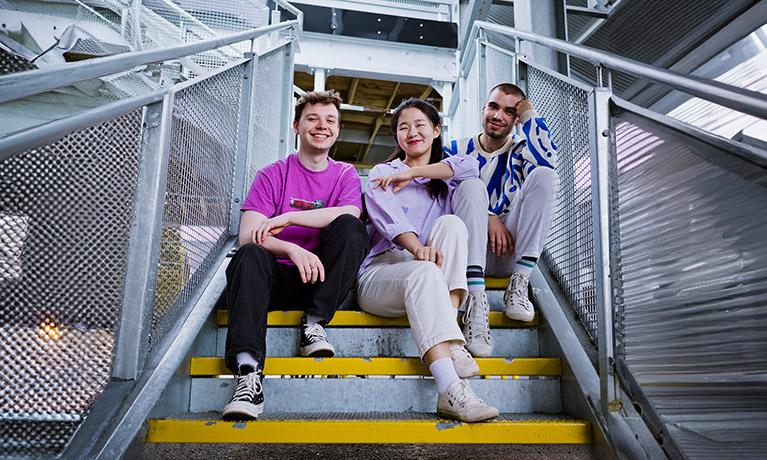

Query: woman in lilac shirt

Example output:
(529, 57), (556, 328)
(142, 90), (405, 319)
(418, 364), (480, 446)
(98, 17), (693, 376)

(356, 98), (498, 423)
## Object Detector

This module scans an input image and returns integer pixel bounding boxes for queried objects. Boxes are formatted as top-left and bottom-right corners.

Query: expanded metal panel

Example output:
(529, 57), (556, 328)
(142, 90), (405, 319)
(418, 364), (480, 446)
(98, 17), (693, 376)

(613, 111), (767, 458)
(484, 45), (515, 98)
(139, 0), (262, 69)
(0, 110), (144, 457)
(247, 46), (289, 185)
(526, 66), (597, 340)
(149, 65), (242, 343)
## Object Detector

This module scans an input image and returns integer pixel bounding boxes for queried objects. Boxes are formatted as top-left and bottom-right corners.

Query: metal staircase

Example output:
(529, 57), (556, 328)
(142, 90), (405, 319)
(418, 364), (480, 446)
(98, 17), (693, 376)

(139, 281), (592, 451)
(1, 2), (766, 459)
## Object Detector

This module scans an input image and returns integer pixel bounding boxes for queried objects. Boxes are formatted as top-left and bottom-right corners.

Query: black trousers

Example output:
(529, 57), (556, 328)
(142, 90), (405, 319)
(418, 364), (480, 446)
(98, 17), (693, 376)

(224, 214), (369, 372)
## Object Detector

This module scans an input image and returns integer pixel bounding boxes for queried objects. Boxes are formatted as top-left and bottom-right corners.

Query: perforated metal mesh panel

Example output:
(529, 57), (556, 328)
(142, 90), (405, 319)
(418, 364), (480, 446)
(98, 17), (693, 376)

(613, 112), (767, 458)
(526, 66), (597, 340)
(0, 48), (36, 75)
(149, 65), (242, 340)
(247, 46), (290, 185)
(0, 110), (144, 457)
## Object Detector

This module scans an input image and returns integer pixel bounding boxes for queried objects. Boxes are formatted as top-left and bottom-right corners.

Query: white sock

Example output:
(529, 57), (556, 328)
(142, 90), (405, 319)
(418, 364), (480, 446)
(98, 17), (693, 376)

(236, 351), (259, 372)
(305, 314), (324, 325)
(429, 357), (460, 395)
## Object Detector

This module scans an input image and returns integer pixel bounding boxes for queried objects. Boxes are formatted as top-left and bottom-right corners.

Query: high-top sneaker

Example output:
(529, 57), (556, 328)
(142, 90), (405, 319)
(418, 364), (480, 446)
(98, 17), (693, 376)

(504, 272), (535, 322)
(461, 291), (493, 357)
(222, 364), (264, 420)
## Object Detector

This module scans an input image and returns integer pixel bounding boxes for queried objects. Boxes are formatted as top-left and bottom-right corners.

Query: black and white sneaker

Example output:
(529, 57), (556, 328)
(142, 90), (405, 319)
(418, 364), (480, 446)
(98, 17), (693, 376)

(222, 364), (264, 420)
(299, 315), (335, 357)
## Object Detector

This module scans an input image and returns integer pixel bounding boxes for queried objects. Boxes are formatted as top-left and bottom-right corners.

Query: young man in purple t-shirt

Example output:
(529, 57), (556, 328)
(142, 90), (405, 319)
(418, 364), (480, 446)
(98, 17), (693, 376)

(222, 90), (369, 421)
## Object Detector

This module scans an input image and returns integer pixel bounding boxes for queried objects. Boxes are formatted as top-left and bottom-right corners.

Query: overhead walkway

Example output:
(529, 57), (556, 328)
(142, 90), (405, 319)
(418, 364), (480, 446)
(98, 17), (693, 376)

(1, 1), (766, 459)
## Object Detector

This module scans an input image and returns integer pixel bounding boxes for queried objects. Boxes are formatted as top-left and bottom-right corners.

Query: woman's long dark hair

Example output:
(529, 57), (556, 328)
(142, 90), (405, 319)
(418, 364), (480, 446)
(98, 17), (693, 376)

(384, 97), (447, 200)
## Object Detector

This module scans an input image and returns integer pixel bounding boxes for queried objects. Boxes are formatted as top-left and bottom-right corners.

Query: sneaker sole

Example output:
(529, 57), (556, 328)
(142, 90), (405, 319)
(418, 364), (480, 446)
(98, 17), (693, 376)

(300, 343), (335, 357)
(505, 307), (534, 322)
(436, 406), (499, 423)
(455, 366), (480, 379)
(464, 342), (493, 358)
(453, 358), (480, 379)
(222, 401), (264, 420)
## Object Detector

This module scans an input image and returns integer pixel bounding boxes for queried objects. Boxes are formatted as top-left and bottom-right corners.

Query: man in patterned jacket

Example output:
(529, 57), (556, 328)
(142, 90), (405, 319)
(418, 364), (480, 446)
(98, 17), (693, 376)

(444, 83), (559, 358)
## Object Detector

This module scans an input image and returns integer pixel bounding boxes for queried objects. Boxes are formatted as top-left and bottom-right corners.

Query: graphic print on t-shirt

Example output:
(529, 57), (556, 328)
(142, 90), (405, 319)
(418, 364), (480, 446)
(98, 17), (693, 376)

(290, 197), (325, 210)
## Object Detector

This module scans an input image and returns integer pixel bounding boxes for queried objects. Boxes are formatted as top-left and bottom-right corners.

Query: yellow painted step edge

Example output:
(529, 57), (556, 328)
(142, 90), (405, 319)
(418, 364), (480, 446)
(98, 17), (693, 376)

(190, 357), (561, 377)
(145, 417), (591, 444)
(485, 277), (511, 289)
(217, 310), (538, 328)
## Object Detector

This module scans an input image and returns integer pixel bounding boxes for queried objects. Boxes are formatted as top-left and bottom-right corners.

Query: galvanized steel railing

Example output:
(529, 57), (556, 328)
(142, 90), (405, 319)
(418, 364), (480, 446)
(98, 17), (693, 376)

(455, 20), (767, 460)
(0, 17), (298, 459)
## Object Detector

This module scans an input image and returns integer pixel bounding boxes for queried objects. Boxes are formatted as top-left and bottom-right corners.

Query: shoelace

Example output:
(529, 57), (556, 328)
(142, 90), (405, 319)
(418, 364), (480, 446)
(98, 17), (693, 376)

(462, 295), (491, 340)
(507, 274), (530, 308)
(231, 371), (261, 402)
(304, 322), (328, 342)
(450, 380), (480, 408)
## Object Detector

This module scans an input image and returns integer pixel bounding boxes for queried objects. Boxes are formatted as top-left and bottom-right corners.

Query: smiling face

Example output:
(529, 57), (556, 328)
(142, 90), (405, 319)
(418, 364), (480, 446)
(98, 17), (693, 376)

(395, 107), (441, 165)
(293, 102), (340, 155)
(481, 88), (524, 141)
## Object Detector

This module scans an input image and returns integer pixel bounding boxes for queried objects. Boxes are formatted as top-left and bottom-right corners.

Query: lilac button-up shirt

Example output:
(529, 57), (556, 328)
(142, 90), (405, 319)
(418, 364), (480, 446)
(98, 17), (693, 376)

(359, 155), (480, 275)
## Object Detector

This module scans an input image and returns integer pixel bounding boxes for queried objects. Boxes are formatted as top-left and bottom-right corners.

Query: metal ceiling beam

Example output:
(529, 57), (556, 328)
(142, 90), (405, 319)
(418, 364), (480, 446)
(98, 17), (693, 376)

(358, 81), (401, 162)
(458, 0), (492, 52)
(623, 0), (767, 102)
(295, 32), (456, 85)
(288, 0), (456, 23)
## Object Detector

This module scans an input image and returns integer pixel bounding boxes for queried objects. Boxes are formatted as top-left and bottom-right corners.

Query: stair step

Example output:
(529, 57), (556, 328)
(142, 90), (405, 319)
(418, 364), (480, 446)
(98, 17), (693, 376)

(216, 310), (537, 327)
(216, 326), (539, 357)
(190, 376), (562, 413)
(190, 357), (561, 376)
(145, 412), (591, 444)
(485, 277), (511, 289)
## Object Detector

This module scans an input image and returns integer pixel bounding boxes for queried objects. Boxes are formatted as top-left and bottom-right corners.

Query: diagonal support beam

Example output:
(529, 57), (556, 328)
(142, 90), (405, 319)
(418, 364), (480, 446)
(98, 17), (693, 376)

(357, 82), (401, 162)
(347, 77), (360, 104)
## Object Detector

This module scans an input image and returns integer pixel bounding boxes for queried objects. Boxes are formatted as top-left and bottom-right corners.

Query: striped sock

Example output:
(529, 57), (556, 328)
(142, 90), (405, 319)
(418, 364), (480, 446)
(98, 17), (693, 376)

(466, 265), (485, 293)
(514, 256), (538, 275)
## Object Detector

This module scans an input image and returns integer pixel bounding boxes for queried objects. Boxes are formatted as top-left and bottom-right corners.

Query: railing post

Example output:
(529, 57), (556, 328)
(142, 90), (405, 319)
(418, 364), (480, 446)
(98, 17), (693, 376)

(278, 40), (296, 159)
(476, 29), (487, 116)
(112, 92), (173, 379)
(587, 86), (617, 415)
(230, 55), (259, 237)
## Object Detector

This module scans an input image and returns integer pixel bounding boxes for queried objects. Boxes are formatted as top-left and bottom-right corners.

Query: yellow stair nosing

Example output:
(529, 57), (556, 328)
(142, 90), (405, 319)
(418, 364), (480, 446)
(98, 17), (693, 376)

(145, 417), (591, 444)
(216, 310), (538, 328)
(484, 277), (510, 289)
(190, 357), (561, 377)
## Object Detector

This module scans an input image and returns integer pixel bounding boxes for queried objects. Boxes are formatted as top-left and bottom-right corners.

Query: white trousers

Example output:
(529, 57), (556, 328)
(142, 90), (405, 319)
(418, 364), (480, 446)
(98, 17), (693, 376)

(452, 168), (559, 276)
(357, 215), (468, 359)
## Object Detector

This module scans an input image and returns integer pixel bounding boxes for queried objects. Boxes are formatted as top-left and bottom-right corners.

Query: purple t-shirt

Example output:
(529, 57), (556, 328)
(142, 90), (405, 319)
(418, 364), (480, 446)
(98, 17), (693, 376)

(242, 153), (362, 264)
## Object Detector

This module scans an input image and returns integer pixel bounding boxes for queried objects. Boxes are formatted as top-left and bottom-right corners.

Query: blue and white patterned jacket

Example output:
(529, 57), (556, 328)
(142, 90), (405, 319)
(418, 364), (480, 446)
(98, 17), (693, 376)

(443, 109), (557, 217)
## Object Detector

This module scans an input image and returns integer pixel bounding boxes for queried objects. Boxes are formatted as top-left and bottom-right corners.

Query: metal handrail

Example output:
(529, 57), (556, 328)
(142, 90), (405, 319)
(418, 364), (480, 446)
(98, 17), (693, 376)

(275, 0), (304, 39)
(0, 89), (165, 163)
(463, 20), (767, 120)
(0, 20), (299, 105)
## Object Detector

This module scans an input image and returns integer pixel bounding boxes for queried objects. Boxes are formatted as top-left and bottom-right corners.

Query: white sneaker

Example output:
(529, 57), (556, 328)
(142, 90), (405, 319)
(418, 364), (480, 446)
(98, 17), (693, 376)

(299, 315), (335, 357)
(449, 342), (479, 378)
(436, 379), (499, 423)
(504, 272), (535, 322)
(461, 291), (493, 357)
